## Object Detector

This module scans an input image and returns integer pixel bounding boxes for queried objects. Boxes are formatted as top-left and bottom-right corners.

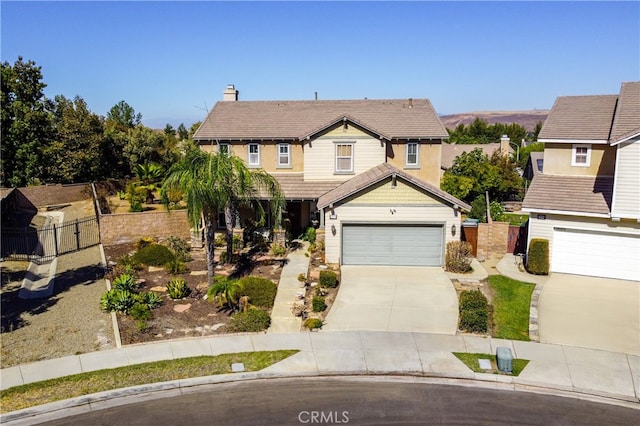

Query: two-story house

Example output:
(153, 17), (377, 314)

(193, 85), (470, 267)
(522, 81), (640, 281)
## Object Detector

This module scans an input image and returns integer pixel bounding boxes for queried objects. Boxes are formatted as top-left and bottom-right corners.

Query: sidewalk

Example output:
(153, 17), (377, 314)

(2, 332), (638, 411)
(267, 241), (310, 333)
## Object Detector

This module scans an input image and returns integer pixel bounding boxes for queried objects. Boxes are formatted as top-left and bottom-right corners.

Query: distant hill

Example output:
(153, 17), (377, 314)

(439, 110), (549, 132)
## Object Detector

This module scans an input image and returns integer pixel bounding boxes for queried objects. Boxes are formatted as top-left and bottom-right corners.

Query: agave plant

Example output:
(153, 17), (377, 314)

(166, 278), (191, 300)
(137, 291), (163, 309)
(112, 273), (139, 292)
(100, 289), (136, 314)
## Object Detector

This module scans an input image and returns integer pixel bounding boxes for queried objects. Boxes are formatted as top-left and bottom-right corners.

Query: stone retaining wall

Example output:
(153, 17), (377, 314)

(99, 209), (191, 246)
(476, 221), (510, 260)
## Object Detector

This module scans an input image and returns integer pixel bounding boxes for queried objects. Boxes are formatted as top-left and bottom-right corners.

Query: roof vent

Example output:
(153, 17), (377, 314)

(408, 98), (413, 108)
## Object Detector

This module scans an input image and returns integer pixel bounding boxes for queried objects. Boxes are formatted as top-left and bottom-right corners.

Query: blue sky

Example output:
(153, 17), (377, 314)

(2, 1), (639, 128)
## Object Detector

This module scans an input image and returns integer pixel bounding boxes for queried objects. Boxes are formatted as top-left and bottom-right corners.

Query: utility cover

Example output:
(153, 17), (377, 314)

(478, 359), (492, 370)
(231, 363), (245, 372)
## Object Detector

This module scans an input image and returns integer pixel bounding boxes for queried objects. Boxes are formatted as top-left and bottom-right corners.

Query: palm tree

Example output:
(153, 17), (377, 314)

(134, 163), (164, 203)
(207, 277), (243, 311)
(161, 150), (284, 284)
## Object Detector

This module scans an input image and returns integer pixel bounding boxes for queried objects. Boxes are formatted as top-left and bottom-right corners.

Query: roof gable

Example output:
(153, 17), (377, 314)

(194, 99), (448, 141)
(538, 95), (618, 141)
(317, 163), (470, 210)
(610, 82), (640, 144)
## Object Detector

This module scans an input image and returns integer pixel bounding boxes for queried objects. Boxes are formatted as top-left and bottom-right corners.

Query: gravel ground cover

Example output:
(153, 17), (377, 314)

(1, 248), (114, 368)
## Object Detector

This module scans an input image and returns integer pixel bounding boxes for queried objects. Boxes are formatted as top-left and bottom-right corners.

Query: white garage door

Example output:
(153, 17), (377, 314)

(342, 224), (443, 266)
(552, 228), (640, 281)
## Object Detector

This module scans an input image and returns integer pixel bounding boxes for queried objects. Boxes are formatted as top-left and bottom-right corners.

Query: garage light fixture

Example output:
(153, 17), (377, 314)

(331, 224), (336, 235)
(451, 224), (456, 237)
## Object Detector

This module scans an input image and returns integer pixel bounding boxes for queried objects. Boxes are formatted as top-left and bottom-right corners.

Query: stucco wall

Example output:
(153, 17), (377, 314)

(386, 142), (442, 186)
(200, 141), (304, 172)
(543, 143), (616, 176)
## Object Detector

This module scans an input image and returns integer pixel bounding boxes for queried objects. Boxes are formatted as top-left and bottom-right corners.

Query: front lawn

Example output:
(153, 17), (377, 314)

(0, 350), (298, 413)
(488, 275), (535, 341)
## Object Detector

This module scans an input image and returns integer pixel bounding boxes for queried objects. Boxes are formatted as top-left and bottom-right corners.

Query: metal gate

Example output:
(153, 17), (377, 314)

(1, 216), (100, 264)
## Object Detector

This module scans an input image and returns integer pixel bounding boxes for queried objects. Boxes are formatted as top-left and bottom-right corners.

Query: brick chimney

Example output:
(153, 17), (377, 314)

(500, 135), (511, 157)
(223, 84), (238, 101)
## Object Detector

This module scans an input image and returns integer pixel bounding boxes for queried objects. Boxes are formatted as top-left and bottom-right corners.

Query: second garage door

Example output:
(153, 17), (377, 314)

(342, 224), (443, 266)
(552, 227), (640, 281)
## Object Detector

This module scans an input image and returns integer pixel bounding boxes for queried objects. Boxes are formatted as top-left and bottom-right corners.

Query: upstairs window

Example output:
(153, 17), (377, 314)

(571, 144), (591, 167)
(335, 143), (354, 173)
(248, 143), (260, 166)
(218, 143), (230, 155)
(406, 143), (419, 167)
(277, 143), (290, 167)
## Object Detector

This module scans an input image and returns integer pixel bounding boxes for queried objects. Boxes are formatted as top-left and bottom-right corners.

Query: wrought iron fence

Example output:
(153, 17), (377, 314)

(1, 216), (99, 264)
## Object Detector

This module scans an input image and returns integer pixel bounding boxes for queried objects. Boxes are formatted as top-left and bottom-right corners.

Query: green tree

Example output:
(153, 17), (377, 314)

(123, 125), (180, 171)
(177, 123), (189, 140)
(44, 95), (105, 183)
(1, 57), (53, 186)
(134, 163), (164, 203)
(441, 148), (522, 204)
(162, 150), (285, 284)
(106, 100), (141, 132)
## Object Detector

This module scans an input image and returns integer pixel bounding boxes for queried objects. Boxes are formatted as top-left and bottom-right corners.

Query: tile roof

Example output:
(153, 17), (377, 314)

(538, 95), (618, 141)
(255, 173), (341, 200)
(522, 174), (613, 215)
(317, 163), (471, 211)
(193, 99), (448, 141)
(440, 143), (501, 170)
(610, 82), (640, 143)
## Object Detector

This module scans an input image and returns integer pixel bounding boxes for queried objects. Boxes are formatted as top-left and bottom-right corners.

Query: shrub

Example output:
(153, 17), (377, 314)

(112, 273), (139, 292)
(271, 243), (286, 257)
(135, 237), (155, 250)
(526, 238), (549, 275)
(304, 227), (316, 244)
(458, 290), (489, 333)
(126, 182), (146, 212)
(214, 234), (226, 247)
(459, 289), (488, 311)
(227, 308), (271, 332)
(459, 309), (488, 333)
(445, 241), (473, 273)
(207, 276), (243, 309)
(116, 254), (141, 273)
(469, 196), (505, 223)
(308, 243), (316, 253)
(219, 251), (239, 264)
(136, 291), (163, 309)
(304, 318), (323, 330)
(237, 276), (277, 308)
(233, 234), (243, 252)
(319, 270), (338, 288)
(312, 296), (326, 312)
(166, 236), (191, 262)
(165, 258), (187, 274)
(129, 303), (152, 321)
(132, 244), (175, 266)
(166, 278), (191, 299)
(297, 273), (307, 283)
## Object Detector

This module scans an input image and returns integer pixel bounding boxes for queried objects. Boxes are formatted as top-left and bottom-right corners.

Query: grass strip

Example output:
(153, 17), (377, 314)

(0, 350), (298, 413)
(453, 352), (529, 376)
(488, 275), (535, 341)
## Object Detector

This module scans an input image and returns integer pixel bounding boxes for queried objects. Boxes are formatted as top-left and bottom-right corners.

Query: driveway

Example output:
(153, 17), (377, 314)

(538, 274), (640, 355)
(322, 266), (458, 334)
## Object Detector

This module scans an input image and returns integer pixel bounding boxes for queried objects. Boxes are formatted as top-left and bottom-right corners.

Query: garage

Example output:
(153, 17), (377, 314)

(552, 227), (640, 281)
(342, 224), (443, 266)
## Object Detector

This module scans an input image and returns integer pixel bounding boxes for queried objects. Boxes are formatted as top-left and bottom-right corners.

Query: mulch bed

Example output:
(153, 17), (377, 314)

(103, 243), (284, 345)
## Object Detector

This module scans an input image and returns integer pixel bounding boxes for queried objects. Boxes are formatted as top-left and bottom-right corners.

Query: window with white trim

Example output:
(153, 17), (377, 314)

(406, 143), (419, 166)
(218, 143), (230, 155)
(248, 143), (260, 166)
(571, 144), (591, 166)
(277, 143), (290, 167)
(335, 143), (354, 173)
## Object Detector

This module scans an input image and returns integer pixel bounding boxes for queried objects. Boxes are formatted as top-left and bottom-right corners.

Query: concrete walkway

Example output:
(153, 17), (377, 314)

(267, 241), (310, 333)
(2, 331), (638, 423)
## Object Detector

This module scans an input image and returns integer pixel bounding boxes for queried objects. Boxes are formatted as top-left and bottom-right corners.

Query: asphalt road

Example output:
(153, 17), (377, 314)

(42, 377), (638, 425)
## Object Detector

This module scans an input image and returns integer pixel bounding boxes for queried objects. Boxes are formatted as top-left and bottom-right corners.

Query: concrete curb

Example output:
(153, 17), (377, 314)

(3, 371), (638, 425)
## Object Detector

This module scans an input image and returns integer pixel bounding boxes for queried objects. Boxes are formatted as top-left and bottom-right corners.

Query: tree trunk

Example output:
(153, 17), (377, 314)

(203, 213), (216, 285)
(224, 204), (234, 262)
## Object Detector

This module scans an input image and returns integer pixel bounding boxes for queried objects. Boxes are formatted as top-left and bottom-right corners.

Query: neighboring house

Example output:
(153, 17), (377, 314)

(522, 81), (640, 281)
(523, 151), (544, 181)
(193, 85), (470, 266)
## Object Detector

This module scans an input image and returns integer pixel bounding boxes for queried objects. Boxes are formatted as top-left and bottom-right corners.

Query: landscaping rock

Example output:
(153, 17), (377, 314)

(190, 270), (208, 276)
(148, 266), (164, 273)
(150, 286), (166, 292)
(173, 303), (191, 313)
